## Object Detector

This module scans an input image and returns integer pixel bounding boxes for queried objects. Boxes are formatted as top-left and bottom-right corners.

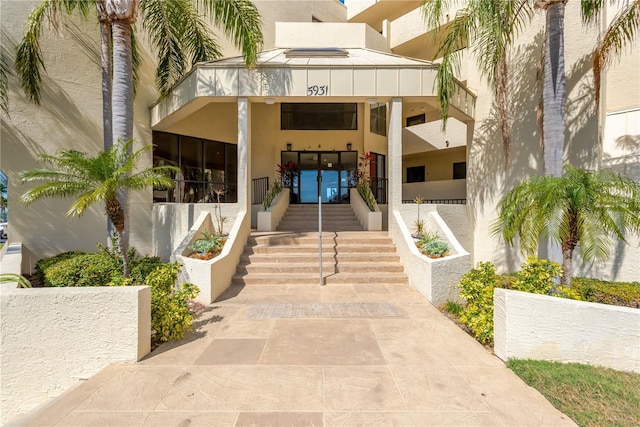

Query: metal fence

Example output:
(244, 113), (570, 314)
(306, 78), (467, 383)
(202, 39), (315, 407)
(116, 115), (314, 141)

(252, 177), (269, 205)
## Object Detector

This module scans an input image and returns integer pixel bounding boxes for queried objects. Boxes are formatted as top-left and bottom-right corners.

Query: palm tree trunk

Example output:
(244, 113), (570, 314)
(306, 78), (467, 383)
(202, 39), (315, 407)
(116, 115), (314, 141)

(561, 244), (573, 287)
(542, 1), (566, 178)
(106, 197), (130, 278)
(110, 20), (134, 146)
(541, 0), (567, 266)
(496, 53), (510, 167)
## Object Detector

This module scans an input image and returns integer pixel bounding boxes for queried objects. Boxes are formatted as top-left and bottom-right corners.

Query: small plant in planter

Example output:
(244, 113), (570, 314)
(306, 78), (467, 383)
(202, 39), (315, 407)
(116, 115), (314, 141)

(188, 230), (225, 260)
(421, 240), (450, 258)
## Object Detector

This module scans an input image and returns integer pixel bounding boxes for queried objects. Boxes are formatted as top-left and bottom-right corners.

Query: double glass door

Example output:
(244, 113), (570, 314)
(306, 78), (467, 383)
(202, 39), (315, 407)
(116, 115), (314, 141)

(281, 151), (357, 204)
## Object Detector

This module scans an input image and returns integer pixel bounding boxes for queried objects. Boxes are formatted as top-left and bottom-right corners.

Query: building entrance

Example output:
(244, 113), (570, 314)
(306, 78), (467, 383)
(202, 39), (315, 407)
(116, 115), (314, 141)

(281, 151), (358, 204)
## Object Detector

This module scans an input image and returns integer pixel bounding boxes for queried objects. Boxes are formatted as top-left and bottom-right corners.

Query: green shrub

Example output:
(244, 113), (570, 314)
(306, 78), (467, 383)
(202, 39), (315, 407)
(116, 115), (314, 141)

(357, 181), (377, 212)
(571, 277), (640, 308)
(511, 257), (561, 294)
(44, 252), (120, 287)
(422, 240), (450, 257)
(144, 263), (199, 343)
(442, 300), (464, 317)
(188, 231), (224, 255)
(457, 262), (500, 345)
(417, 230), (439, 246)
(262, 180), (283, 210)
(130, 256), (164, 283)
(35, 251), (86, 281)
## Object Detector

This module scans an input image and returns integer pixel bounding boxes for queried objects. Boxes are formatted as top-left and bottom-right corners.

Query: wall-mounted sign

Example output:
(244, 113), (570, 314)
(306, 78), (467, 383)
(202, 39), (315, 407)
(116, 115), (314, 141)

(307, 85), (328, 96)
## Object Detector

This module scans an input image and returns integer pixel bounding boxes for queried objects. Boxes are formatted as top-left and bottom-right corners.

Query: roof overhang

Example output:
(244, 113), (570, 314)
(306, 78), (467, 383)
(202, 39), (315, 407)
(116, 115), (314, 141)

(150, 48), (476, 128)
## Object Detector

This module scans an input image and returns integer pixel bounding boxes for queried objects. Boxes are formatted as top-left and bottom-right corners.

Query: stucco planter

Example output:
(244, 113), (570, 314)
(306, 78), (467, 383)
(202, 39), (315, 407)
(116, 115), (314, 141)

(174, 211), (251, 304)
(257, 188), (290, 232)
(0, 282), (150, 425)
(494, 288), (640, 373)
(349, 188), (382, 231)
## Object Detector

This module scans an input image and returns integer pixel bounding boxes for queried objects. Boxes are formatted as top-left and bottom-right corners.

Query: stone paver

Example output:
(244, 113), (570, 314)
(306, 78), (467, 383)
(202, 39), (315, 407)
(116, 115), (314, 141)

(12, 282), (576, 427)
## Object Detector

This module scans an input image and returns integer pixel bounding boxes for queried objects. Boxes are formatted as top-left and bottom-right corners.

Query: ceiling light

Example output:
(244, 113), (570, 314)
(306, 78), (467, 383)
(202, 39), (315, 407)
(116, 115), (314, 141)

(264, 98), (275, 105)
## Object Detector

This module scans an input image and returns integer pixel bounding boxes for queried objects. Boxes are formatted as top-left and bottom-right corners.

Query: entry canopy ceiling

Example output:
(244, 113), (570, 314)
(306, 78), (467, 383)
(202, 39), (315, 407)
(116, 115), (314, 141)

(151, 48), (475, 128)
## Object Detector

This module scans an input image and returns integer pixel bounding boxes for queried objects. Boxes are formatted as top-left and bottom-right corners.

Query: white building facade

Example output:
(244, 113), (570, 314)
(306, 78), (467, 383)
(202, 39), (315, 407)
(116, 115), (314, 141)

(1, 0), (638, 281)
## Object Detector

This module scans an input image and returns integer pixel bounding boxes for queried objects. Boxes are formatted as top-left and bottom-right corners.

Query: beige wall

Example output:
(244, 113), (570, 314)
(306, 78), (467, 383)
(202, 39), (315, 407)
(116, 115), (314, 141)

(403, 147), (466, 182)
(156, 102), (239, 144)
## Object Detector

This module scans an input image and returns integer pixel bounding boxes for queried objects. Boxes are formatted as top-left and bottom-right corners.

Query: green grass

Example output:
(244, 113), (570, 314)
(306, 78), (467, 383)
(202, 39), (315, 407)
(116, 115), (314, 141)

(507, 359), (640, 427)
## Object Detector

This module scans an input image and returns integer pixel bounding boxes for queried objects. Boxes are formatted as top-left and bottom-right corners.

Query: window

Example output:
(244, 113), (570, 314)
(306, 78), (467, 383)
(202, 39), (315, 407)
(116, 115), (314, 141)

(370, 102), (386, 136)
(152, 131), (237, 203)
(406, 166), (425, 183)
(453, 162), (467, 180)
(281, 103), (357, 130)
(406, 113), (426, 127)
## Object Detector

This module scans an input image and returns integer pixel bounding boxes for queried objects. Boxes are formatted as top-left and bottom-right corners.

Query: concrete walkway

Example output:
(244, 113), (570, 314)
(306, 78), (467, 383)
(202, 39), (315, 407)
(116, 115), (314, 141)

(15, 282), (575, 426)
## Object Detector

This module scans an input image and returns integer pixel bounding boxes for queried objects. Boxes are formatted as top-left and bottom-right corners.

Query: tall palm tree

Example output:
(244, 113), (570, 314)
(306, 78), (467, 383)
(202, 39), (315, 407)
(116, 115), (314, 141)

(491, 165), (640, 286)
(19, 140), (180, 278)
(422, 0), (535, 166)
(0, 48), (11, 116)
(16, 0), (263, 148)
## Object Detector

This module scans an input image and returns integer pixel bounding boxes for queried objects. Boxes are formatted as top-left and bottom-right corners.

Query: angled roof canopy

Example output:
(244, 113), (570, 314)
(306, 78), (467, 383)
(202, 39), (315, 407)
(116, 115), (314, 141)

(150, 48), (475, 128)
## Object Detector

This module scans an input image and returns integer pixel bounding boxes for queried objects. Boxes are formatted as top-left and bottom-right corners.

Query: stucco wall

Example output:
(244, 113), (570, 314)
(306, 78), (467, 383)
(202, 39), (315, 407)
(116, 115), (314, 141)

(152, 203), (241, 261)
(275, 22), (387, 50)
(494, 288), (640, 374)
(0, 286), (150, 424)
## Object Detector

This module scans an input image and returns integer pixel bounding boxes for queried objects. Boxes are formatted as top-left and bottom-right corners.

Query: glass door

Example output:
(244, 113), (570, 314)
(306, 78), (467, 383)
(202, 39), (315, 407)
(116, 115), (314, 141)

(320, 153), (340, 203)
(299, 152), (319, 203)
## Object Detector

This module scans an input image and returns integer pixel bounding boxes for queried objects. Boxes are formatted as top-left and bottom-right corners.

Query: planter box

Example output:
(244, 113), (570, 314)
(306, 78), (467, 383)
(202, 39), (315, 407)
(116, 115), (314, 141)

(176, 211), (250, 304)
(0, 285), (150, 425)
(257, 189), (290, 232)
(349, 188), (382, 231)
(494, 288), (640, 373)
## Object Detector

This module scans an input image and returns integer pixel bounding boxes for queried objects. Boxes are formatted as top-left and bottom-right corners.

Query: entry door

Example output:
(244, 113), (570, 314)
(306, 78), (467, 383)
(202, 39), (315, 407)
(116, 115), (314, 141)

(320, 153), (340, 203)
(299, 152), (319, 203)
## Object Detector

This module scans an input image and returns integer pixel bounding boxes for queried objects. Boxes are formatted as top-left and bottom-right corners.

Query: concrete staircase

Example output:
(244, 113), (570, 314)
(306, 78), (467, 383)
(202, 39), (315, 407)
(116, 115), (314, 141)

(276, 204), (363, 232)
(232, 231), (408, 286)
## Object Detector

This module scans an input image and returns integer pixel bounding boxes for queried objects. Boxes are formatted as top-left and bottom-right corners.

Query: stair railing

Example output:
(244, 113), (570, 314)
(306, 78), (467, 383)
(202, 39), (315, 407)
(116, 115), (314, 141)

(319, 196), (324, 286)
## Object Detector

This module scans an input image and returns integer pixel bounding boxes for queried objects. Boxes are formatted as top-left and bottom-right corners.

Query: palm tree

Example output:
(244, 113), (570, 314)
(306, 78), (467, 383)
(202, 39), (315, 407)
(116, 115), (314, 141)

(0, 48), (10, 116)
(491, 165), (640, 286)
(422, 0), (535, 166)
(19, 140), (180, 278)
(16, 0), (263, 149)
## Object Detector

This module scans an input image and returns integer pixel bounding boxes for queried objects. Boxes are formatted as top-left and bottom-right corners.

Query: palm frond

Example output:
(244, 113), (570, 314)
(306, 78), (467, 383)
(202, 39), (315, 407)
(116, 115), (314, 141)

(580, 0), (606, 25)
(592, 0), (640, 107)
(15, 1), (52, 104)
(0, 273), (32, 288)
(198, 0), (264, 67)
(140, 0), (188, 95)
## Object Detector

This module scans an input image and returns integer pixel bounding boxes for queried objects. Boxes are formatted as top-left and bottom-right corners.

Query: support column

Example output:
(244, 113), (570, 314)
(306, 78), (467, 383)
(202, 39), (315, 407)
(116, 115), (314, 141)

(388, 97), (403, 231)
(237, 98), (251, 211)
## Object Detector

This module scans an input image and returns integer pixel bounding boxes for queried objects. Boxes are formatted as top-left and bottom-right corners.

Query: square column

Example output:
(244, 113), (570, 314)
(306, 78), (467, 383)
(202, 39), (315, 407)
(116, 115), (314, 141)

(388, 97), (403, 220)
(238, 98), (251, 211)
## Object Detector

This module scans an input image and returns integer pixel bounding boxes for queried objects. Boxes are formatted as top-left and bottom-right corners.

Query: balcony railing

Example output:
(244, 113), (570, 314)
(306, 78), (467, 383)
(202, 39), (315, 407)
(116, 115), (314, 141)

(252, 177), (270, 205)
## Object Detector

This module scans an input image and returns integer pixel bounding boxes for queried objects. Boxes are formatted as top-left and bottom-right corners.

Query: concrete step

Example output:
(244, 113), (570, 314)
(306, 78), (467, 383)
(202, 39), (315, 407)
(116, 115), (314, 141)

(245, 244), (398, 254)
(247, 235), (393, 245)
(237, 262), (404, 274)
(232, 272), (408, 285)
(239, 253), (400, 264)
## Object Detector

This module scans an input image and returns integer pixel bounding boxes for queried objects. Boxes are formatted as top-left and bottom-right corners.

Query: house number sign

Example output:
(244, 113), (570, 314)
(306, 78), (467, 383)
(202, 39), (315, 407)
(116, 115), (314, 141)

(307, 85), (328, 96)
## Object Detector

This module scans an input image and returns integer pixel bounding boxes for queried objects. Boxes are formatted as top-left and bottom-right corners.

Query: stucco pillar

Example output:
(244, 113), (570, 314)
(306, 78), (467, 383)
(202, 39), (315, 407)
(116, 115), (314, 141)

(237, 98), (251, 211)
(388, 97), (403, 231)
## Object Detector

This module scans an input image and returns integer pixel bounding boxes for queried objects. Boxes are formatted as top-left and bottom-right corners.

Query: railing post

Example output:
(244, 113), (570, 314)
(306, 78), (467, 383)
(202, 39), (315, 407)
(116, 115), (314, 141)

(319, 196), (323, 286)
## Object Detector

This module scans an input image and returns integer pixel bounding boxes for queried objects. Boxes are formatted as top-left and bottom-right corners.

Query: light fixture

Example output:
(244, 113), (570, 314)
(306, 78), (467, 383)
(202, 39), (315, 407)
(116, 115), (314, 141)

(346, 143), (352, 151)
(445, 140), (450, 147)
(265, 98), (275, 105)
(286, 143), (292, 151)
(366, 98), (378, 105)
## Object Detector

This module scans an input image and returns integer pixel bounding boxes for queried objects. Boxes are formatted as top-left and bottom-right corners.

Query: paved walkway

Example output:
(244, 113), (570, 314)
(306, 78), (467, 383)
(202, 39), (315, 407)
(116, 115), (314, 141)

(15, 282), (575, 426)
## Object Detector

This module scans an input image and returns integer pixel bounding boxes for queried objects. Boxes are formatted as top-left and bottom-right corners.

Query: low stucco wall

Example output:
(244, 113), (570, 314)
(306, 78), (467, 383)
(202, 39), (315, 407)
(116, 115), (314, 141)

(494, 288), (640, 373)
(402, 180), (466, 202)
(0, 286), (150, 424)
(390, 208), (471, 305)
(257, 189), (290, 231)
(350, 188), (382, 231)
(152, 203), (241, 261)
(177, 210), (250, 304)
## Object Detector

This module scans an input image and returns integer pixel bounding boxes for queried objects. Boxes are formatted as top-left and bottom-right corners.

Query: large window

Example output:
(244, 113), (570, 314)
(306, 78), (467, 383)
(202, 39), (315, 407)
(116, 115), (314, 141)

(281, 103), (357, 130)
(153, 132), (237, 203)
(453, 162), (467, 180)
(406, 165), (425, 183)
(370, 102), (386, 136)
